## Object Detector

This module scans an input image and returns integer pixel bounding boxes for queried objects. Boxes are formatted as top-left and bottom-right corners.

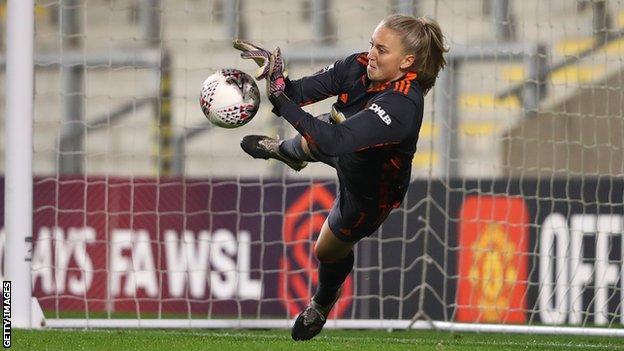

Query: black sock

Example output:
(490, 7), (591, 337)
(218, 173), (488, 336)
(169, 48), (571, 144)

(313, 251), (354, 306)
(278, 135), (315, 162)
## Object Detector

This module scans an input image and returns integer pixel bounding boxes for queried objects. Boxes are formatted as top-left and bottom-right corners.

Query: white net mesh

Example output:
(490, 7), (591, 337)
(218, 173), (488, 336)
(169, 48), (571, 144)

(0, 0), (623, 332)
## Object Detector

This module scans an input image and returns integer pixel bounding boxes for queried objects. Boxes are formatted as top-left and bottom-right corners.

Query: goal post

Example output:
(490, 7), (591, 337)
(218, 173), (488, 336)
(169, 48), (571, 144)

(4, 0), (34, 329)
(2, 0), (624, 336)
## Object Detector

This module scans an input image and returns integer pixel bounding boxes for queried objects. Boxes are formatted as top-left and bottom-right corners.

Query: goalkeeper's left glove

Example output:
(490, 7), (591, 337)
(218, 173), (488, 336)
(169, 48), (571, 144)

(233, 39), (273, 80)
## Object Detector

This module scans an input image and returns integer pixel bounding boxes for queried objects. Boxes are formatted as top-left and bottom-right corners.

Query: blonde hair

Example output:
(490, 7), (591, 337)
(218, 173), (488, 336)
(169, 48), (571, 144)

(380, 14), (449, 95)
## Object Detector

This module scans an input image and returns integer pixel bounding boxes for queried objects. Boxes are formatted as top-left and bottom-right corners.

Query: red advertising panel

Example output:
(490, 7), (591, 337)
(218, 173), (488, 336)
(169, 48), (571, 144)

(0, 177), (354, 318)
(3, 177), (620, 323)
(457, 195), (529, 323)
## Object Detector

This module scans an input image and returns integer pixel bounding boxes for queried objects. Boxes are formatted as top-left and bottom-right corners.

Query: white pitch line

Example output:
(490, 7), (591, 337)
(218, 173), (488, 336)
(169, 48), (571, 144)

(167, 331), (624, 349)
(42, 329), (624, 349)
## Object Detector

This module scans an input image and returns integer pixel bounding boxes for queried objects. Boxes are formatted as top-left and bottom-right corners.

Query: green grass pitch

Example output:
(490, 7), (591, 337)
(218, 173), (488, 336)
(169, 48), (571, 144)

(11, 329), (624, 350)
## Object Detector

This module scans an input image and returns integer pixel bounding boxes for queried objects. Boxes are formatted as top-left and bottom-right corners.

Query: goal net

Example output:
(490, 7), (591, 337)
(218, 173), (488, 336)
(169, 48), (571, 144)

(2, 0), (624, 334)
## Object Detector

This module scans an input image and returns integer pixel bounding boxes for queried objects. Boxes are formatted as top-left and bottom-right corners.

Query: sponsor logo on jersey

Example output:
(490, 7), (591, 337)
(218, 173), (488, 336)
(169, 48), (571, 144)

(369, 103), (391, 125)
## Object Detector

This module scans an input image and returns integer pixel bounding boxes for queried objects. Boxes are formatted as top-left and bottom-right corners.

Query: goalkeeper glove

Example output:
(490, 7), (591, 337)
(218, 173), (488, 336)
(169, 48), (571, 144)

(266, 47), (286, 98)
(233, 39), (273, 80)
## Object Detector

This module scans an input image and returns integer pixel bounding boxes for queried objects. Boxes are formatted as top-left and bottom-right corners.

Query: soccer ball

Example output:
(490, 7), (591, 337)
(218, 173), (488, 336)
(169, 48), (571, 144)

(200, 69), (260, 128)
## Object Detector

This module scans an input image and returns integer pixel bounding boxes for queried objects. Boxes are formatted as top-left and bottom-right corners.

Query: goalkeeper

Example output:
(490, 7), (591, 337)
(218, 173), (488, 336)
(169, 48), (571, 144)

(234, 14), (448, 341)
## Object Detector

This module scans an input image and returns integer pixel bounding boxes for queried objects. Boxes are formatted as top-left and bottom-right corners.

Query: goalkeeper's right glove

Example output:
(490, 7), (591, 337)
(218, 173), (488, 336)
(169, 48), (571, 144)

(266, 47), (287, 98)
(233, 39), (273, 80)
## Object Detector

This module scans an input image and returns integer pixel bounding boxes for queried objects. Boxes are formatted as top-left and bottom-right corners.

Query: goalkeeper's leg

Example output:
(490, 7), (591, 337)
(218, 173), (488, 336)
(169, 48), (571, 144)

(291, 219), (354, 341)
(240, 134), (310, 171)
(240, 113), (337, 171)
(292, 185), (392, 341)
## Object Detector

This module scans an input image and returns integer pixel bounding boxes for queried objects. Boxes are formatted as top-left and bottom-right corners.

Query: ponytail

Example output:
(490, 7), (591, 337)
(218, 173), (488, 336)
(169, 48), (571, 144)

(380, 14), (449, 95)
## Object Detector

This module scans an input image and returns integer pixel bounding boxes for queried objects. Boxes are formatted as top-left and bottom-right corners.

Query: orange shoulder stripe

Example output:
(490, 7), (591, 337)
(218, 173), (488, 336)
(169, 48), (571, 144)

(394, 72), (417, 95)
(394, 81), (405, 93)
(403, 81), (411, 94)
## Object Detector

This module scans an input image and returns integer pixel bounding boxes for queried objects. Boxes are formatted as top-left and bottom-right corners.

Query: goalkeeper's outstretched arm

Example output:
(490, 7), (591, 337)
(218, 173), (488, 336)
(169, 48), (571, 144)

(269, 91), (420, 156)
(282, 53), (360, 106)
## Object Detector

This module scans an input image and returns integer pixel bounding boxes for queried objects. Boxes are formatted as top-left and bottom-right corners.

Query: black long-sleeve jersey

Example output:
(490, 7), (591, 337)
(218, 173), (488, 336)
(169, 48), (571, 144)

(271, 52), (424, 208)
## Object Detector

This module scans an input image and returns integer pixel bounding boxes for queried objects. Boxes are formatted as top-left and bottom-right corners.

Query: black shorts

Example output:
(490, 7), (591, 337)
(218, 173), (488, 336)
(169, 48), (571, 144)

(327, 184), (393, 243)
